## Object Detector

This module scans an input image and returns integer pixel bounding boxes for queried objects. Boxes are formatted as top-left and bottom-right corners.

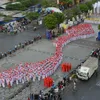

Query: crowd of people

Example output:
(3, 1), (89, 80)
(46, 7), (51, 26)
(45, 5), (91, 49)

(25, 23), (95, 100)
(27, 73), (78, 100)
(0, 23), (95, 100)
(27, 77), (66, 100)
(46, 28), (65, 40)
(0, 23), (94, 88)
(91, 48), (100, 58)
(0, 18), (30, 35)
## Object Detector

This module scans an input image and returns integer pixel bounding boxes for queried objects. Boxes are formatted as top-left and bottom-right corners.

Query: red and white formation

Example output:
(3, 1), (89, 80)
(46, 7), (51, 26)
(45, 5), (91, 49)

(0, 23), (95, 87)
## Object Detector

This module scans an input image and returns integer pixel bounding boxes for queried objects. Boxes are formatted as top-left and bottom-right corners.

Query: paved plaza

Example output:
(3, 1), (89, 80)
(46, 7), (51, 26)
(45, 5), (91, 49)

(0, 23), (99, 100)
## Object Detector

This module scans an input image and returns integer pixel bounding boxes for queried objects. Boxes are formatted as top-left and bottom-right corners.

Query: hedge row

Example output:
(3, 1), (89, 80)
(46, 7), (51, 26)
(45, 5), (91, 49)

(6, 0), (38, 11)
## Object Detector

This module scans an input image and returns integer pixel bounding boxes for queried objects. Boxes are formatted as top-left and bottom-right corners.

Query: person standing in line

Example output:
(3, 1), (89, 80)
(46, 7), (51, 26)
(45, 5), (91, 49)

(73, 81), (76, 91)
(28, 97), (30, 100)
(58, 94), (61, 100)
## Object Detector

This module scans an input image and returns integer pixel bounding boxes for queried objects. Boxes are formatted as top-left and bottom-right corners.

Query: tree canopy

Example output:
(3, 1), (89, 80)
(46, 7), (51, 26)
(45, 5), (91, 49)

(26, 12), (40, 21)
(53, 12), (65, 24)
(79, 4), (89, 13)
(59, 0), (73, 4)
(86, 1), (93, 10)
(6, 3), (26, 10)
(64, 9), (74, 20)
(41, 0), (50, 7)
(4, 16), (13, 22)
(44, 14), (58, 29)
(6, 0), (39, 10)
(98, 25), (100, 30)
(72, 5), (81, 15)
(91, 0), (97, 4)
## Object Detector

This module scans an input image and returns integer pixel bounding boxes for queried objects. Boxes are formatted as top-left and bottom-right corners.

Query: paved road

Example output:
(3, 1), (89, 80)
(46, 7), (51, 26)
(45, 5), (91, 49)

(0, 30), (96, 100)
(0, 25), (45, 53)
(63, 70), (100, 100)
(0, 23), (99, 100)
(62, 23), (100, 100)
(73, 39), (100, 48)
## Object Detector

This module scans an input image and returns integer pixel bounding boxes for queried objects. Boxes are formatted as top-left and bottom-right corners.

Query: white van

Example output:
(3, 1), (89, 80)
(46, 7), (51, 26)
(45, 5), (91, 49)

(76, 57), (98, 80)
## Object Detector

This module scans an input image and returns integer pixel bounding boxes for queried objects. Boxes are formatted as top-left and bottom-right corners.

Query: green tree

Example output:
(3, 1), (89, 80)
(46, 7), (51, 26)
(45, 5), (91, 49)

(79, 4), (89, 13)
(26, 12), (40, 21)
(72, 5), (81, 16)
(86, 1), (93, 10)
(21, 0), (35, 8)
(4, 16), (13, 22)
(98, 25), (100, 31)
(44, 14), (57, 29)
(64, 9), (74, 20)
(59, 0), (73, 5)
(7, 0), (39, 11)
(41, 0), (50, 7)
(0, 13), (5, 17)
(92, 0), (97, 4)
(53, 12), (65, 24)
(6, 3), (26, 10)
(16, 0), (23, 1)
(59, 0), (72, 3)
(67, 0), (73, 4)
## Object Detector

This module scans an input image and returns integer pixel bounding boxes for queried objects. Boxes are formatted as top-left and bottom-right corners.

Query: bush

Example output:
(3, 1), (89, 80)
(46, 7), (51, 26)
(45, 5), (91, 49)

(0, 13), (5, 17)
(86, 1), (93, 10)
(92, 0), (97, 4)
(64, 9), (74, 20)
(53, 13), (65, 24)
(26, 12), (40, 21)
(67, 0), (73, 4)
(41, 0), (50, 7)
(6, 3), (26, 11)
(44, 14), (58, 29)
(21, 0), (34, 8)
(79, 4), (89, 13)
(72, 5), (81, 16)
(6, 0), (39, 11)
(98, 25), (100, 30)
(4, 16), (13, 22)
